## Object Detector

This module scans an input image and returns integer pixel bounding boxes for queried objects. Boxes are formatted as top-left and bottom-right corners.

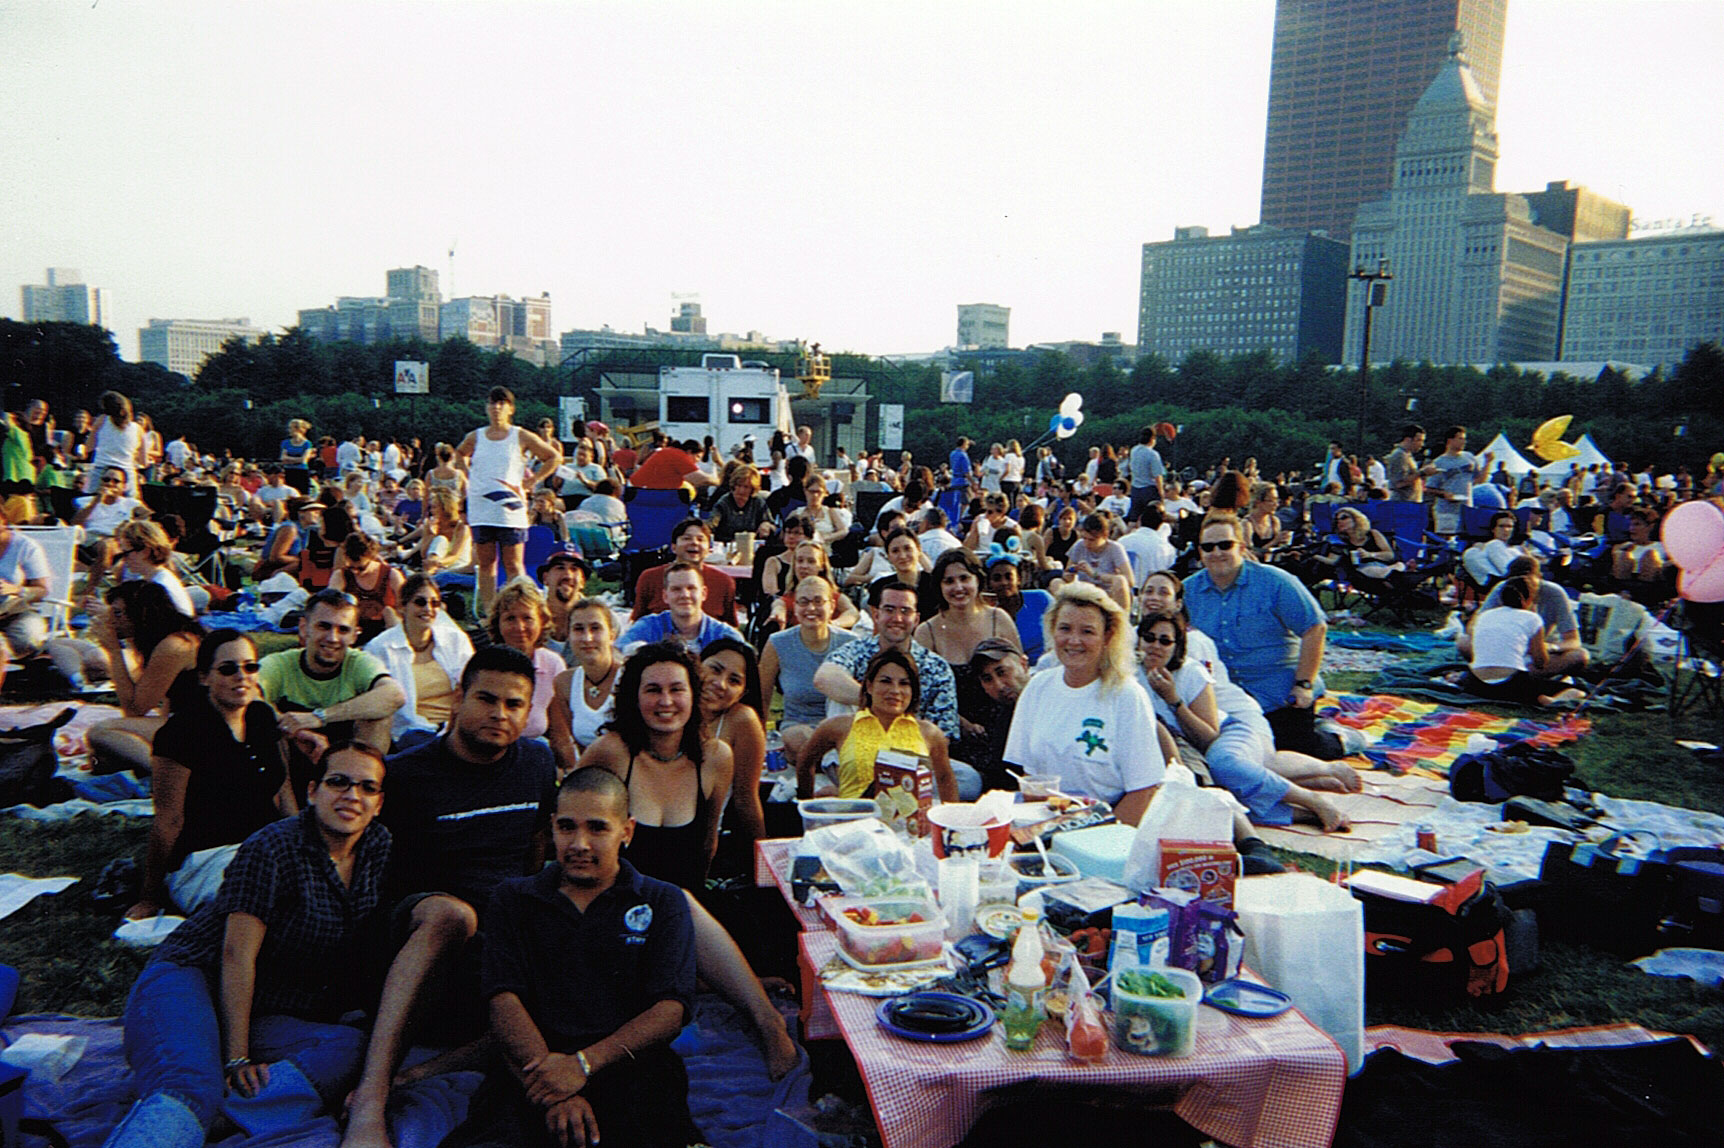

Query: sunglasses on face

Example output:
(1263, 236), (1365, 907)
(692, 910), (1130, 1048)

(319, 773), (383, 795)
(409, 595), (442, 607)
(101, 477), (125, 486)
(213, 660), (262, 677)
(1200, 539), (1237, 552)
(1141, 634), (1177, 647)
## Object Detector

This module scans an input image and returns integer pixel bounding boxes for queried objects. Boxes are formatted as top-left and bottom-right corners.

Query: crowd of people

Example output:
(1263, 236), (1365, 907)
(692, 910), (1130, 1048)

(9, 387), (1723, 1148)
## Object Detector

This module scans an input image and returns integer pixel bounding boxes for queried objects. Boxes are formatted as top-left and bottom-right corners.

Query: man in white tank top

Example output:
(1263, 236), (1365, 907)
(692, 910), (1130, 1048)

(456, 386), (562, 618)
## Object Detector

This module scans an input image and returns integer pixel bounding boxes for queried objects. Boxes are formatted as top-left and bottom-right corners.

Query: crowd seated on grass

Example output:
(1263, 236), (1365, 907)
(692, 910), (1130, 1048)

(6, 391), (1724, 1145)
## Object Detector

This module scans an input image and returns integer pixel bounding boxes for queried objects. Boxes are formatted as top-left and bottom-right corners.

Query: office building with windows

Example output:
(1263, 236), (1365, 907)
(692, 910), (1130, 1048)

(1260, 0), (1507, 241)
(21, 267), (107, 327)
(138, 317), (267, 379)
(957, 303), (1010, 349)
(1137, 225), (1349, 363)
(1560, 230), (1724, 367)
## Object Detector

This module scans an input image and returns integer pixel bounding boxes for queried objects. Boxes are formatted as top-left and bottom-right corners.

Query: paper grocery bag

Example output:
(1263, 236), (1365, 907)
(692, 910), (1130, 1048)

(1121, 778), (1235, 893)
(1235, 873), (1365, 1074)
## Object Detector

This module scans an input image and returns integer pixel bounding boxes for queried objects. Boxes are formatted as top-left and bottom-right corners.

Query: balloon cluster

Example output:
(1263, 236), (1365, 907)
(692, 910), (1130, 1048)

(1047, 393), (1085, 439)
(1664, 500), (1724, 603)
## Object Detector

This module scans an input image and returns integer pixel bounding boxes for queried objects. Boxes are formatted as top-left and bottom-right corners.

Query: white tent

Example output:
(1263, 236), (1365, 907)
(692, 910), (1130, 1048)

(1481, 433), (1536, 476)
(1534, 433), (1612, 481)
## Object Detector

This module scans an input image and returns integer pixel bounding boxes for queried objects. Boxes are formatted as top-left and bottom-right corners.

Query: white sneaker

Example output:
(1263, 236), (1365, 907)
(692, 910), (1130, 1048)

(1319, 719), (1371, 755)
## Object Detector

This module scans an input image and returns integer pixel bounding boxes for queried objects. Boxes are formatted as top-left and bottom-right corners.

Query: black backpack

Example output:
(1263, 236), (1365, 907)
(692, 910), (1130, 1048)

(1449, 741), (1574, 804)
(1357, 883), (1513, 1000)
(0, 708), (76, 808)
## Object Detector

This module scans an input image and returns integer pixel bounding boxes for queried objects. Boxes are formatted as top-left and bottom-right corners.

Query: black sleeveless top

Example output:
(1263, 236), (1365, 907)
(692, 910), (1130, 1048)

(622, 751), (708, 891)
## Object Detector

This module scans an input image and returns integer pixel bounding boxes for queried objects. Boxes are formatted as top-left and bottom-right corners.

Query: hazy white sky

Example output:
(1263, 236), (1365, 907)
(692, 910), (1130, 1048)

(4, 0), (1721, 361)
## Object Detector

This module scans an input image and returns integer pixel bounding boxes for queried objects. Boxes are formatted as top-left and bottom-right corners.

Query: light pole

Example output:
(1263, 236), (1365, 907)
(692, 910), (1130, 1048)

(1350, 258), (1392, 456)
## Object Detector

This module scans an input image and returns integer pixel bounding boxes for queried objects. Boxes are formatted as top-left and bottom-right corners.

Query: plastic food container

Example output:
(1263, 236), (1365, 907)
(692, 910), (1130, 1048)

(1005, 852), (1081, 897)
(831, 896), (947, 968)
(976, 860), (1019, 907)
(1018, 774), (1060, 799)
(1110, 967), (1201, 1058)
(798, 798), (879, 832)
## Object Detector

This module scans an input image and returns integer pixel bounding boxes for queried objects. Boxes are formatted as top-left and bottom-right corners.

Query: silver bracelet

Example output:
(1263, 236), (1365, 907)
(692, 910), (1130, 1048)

(224, 1057), (252, 1073)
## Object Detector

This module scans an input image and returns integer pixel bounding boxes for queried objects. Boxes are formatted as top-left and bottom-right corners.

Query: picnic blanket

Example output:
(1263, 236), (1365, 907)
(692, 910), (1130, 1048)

(1253, 694), (1588, 862)
(1367, 655), (1661, 713)
(2, 994), (808, 1148)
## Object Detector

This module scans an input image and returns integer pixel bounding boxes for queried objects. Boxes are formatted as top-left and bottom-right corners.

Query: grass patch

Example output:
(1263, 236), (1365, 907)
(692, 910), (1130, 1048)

(0, 815), (152, 1017)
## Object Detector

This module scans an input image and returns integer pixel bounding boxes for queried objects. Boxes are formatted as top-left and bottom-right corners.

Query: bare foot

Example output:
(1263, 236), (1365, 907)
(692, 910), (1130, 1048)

(1327, 761), (1365, 793)
(765, 1029), (800, 1081)
(340, 1096), (393, 1148)
(1304, 775), (1350, 794)
(1294, 789), (1352, 833)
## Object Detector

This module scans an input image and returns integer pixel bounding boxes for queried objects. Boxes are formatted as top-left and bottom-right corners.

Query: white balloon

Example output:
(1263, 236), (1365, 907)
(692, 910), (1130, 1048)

(1059, 392), (1085, 417)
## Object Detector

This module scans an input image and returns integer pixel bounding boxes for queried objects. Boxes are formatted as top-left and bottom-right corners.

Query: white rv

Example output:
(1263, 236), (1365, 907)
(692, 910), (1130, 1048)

(657, 353), (793, 466)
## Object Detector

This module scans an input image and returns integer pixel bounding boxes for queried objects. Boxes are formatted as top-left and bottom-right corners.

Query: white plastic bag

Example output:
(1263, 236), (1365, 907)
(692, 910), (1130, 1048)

(1121, 778), (1236, 894)
(1235, 873), (1365, 1073)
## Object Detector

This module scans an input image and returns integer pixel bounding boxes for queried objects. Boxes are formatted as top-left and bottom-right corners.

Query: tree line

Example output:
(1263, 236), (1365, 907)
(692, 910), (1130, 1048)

(3, 318), (1719, 481)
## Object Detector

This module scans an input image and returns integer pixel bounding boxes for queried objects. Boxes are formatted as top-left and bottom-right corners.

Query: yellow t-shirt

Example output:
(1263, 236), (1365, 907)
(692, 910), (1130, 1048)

(837, 710), (929, 799)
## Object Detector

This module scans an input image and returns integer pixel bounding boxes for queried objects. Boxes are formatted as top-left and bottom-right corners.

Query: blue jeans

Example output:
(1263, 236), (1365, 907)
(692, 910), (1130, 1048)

(120, 960), (367, 1131)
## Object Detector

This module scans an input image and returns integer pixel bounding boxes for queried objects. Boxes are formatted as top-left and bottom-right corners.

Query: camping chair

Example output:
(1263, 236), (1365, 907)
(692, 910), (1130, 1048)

(519, 525), (561, 580)
(619, 487), (696, 607)
(15, 525), (83, 640)
(1669, 599), (1724, 719)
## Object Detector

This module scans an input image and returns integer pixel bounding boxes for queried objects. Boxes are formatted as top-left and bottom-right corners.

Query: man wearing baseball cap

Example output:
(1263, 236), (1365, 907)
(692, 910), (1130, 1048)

(535, 547), (589, 666)
(967, 638), (1031, 791)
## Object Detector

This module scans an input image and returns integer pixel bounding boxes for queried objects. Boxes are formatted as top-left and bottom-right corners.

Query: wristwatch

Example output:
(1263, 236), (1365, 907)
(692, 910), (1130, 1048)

(1293, 679), (1313, 690)
(312, 707), (328, 726)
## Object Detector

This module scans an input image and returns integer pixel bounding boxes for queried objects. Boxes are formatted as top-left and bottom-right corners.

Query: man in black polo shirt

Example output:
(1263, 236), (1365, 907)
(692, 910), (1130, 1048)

(340, 645), (556, 1148)
(442, 767), (700, 1148)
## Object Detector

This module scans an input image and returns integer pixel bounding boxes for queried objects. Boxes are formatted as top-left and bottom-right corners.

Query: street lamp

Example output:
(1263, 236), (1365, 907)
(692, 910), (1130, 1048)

(1350, 258), (1392, 455)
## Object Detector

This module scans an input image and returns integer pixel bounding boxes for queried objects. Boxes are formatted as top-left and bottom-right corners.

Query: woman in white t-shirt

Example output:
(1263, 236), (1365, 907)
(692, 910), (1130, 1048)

(1002, 582), (1164, 825)
(82, 390), (148, 495)
(1001, 440), (1026, 499)
(1464, 576), (1585, 707)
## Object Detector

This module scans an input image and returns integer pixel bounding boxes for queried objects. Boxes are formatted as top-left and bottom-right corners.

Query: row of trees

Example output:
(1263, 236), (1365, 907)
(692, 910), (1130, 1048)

(3, 318), (1720, 481)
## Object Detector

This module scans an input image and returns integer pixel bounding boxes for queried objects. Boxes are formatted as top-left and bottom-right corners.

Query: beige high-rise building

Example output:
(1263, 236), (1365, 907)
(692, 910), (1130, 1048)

(21, 267), (107, 327)
(138, 318), (266, 379)
(1343, 39), (1567, 365)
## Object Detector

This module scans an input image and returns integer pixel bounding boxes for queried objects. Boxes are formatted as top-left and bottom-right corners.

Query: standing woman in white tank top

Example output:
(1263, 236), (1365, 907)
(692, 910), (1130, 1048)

(456, 385), (561, 619)
(82, 390), (148, 496)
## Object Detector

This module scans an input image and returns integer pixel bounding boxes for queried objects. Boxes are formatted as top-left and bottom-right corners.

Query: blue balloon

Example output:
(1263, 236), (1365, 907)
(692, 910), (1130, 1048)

(1049, 415), (1063, 432)
(1061, 417), (1076, 431)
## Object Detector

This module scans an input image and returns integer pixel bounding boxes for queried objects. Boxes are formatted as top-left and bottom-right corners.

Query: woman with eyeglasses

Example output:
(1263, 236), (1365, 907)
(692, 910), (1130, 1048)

(1137, 611), (1352, 832)
(363, 573), (473, 749)
(125, 629), (296, 921)
(112, 519), (197, 618)
(105, 742), (390, 1148)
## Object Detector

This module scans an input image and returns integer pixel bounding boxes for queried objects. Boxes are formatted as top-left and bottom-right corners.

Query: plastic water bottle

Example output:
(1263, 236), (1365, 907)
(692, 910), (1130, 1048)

(1002, 893), (1048, 1049)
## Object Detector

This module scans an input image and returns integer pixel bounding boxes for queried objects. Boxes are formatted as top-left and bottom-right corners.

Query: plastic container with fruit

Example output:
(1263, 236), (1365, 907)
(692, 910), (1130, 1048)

(829, 895), (948, 969)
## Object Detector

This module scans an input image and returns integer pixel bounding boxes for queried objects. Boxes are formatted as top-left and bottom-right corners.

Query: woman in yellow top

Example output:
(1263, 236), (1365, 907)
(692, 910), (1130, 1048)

(795, 649), (955, 801)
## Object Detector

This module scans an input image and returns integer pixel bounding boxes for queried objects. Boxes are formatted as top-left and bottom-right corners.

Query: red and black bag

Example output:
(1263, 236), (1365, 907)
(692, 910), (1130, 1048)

(1356, 884), (1512, 1001)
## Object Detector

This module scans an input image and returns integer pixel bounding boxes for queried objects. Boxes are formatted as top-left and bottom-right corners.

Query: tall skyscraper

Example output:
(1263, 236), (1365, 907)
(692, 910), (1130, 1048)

(138, 318), (266, 379)
(956, 303), (1010, 349)
(1260, 0), (1508, 240)
(1342, 39), (1567, 365)
(20, 267), (107, 327)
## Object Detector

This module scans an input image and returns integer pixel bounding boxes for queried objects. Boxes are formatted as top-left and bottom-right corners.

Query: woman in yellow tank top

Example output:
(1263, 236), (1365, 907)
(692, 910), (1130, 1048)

(795, 648), (955, 802)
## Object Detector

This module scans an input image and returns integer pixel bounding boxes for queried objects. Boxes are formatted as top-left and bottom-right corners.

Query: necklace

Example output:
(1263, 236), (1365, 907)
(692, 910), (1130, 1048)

(407, 631), (433, 655)
(584, 662), (615, 698)
(645, 744), (682, 764)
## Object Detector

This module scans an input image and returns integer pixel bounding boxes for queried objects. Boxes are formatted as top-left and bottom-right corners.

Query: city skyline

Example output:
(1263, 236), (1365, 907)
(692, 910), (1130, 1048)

(4, 0), (1720, 364)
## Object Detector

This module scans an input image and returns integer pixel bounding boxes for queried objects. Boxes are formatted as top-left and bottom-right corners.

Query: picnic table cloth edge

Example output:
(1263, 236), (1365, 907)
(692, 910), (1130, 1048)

(803, 930), (1346, 1148)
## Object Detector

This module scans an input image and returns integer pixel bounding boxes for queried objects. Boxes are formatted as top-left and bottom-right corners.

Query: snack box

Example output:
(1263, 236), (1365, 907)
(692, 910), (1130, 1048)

(1041, 877), (1136, 934)
(828, 895), (947, 968)
(1157, 840), (1239, 910)
(874, 749), (934, 839)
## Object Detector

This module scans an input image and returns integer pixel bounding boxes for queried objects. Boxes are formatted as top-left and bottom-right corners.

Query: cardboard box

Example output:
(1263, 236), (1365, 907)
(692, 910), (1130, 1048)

(873, 749), (934, 839)
(1157, 840), (1239, 910)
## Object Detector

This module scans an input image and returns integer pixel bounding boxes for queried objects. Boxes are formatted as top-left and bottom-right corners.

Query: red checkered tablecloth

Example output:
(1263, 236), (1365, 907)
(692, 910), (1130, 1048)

(755, 837), (831, 933)
(802, 930), (1347, 1148)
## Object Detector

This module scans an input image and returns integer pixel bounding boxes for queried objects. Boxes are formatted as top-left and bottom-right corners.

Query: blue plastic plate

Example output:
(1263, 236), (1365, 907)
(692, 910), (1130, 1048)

(876, 991), (995, 1043)
(1203, 978), (1293, 1017)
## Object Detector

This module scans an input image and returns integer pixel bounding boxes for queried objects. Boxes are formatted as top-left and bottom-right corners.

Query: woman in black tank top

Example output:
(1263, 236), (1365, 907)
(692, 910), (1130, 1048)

(575, 641), (801, 1077)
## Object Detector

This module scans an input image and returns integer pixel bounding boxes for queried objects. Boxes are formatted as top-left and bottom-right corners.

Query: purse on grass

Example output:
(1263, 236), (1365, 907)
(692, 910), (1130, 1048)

(0, 707), (75, 808)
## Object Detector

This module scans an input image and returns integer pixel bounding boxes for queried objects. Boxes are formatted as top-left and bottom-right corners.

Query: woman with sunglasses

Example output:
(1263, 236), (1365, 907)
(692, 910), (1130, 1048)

(363, 573), (474, 749)
(125, 630), (296, 921)
(105, 742), (390, 1148)
(1137, 611), (1352, 832)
